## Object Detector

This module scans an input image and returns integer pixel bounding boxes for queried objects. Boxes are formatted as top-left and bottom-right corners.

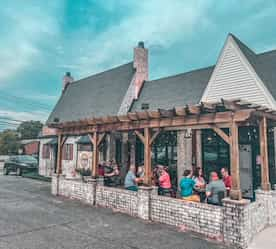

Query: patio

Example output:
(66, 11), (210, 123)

(49, 99), (276, 249)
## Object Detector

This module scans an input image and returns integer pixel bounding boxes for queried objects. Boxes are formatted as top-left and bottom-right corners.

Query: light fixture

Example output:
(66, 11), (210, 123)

(184, 128), (192, 138)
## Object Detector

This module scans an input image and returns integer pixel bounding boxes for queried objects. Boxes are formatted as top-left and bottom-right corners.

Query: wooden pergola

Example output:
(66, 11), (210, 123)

(49, 99), (276, 200)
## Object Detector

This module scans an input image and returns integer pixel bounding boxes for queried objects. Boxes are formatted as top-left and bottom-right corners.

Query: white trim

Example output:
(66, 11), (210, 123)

(201, 35), (276, 109)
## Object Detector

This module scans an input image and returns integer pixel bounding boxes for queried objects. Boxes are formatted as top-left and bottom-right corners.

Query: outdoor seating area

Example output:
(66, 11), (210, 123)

(49, 99), (276, 248)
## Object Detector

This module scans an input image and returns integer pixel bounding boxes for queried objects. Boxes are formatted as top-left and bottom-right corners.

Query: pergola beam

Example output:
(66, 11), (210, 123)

(134, 130), (145, 144)
(56, 109), (254, 136)
(209, 125), (231, 144)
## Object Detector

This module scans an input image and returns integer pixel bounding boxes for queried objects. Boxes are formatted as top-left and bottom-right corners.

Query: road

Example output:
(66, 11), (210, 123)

(0, 175), (231, 249)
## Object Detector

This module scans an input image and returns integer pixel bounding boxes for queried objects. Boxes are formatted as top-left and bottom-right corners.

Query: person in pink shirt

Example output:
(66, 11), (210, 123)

(157, 165), (172, 196)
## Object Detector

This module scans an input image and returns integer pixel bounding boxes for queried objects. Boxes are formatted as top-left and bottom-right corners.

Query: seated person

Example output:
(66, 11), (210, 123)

(104, 163), (120, 186)
(180, 169), (200, 202)
(124, 165), (142, 191)
(157, 165), (172, 196)
(192, 167), (206, 202)
(206, 172), (226, 206)
(98, 162), (105, 177)
(221, 167), (232, 196)
(137, 165), (145, 185)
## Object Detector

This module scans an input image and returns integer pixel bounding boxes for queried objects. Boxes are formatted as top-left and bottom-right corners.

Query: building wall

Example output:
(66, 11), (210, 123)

(39, 138), (55, 177)
(62, 136), (80, 177)
(23, 141), (40, 156)
(201, 36), (276, 108)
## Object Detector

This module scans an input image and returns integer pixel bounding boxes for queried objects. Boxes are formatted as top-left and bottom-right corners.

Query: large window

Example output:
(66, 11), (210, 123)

(202, 129), (230, 181)
(135, 131), (178, 188)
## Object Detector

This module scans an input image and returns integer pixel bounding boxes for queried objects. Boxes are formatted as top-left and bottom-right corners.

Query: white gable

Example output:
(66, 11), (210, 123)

(201, 35), (276, 109)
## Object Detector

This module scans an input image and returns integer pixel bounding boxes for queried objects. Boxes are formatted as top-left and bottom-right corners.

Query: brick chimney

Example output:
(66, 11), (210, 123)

(62, 72), (74, 92)
(133, 41), (148, 99)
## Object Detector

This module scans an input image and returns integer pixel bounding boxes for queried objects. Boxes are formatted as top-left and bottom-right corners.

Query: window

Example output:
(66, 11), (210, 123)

(63, 144), (73, 160)
(42, 144), (51, 159)
(141, 103), (149, 110)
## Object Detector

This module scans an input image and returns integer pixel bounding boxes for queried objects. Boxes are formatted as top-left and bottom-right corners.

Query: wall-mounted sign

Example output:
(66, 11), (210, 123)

(78, 151), (92, 169)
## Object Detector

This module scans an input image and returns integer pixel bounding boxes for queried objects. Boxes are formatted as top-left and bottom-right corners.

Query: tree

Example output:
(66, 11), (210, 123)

(0, 130), (20, 155)
(17, 121), (43, 139)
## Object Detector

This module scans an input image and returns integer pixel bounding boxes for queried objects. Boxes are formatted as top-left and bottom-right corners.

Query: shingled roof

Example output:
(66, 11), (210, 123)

(132, 35), (276, 112)
(131, 66), (214, 112)
(47, 62), (134, 124)
(47, 34), (276, 123)
(232, 34), (276, 100)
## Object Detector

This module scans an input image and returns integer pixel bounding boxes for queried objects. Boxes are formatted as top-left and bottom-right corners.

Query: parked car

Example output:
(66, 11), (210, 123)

(3, 155), (38, 176)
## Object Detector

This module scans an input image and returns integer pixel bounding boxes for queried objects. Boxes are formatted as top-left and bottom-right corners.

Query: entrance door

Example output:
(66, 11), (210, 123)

(239, 144), (253, 199)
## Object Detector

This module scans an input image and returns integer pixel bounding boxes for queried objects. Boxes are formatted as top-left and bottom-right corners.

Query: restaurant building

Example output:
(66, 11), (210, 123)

(41, 34), (276, 248)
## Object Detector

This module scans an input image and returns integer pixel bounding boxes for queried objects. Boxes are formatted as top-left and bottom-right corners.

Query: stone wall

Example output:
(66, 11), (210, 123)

(52, 176), (276, 249)
(223, 190), (276, 249)
(58, 176), (96, 205)
(151, 195), (223, 239)
(96, 185), (138, 216)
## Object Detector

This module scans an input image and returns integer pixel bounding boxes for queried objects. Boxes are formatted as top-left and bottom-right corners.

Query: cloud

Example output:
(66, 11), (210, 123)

(0, 109), (48, 123)
(71, 0), (212, 78)
(0, 2), (61, 83)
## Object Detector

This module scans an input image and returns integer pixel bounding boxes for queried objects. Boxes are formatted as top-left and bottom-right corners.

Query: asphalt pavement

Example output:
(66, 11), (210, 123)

(0, 175), (232, 249)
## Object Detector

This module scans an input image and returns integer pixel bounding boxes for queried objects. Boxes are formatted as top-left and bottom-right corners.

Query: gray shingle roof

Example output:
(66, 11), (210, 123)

(231, 34), (276, 100)
(131, 66), (214, 112)
(47, 62), (134, 124)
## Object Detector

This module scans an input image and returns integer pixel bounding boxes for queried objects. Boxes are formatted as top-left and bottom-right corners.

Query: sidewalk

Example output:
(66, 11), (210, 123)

(248, 226), (276, 249)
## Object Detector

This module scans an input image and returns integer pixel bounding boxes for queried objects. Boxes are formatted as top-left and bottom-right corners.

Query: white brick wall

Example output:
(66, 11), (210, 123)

(151, 195), (223, 239)
(52, 176), (276, 249)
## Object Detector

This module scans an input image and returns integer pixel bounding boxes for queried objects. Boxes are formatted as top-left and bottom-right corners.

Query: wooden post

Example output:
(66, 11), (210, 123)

(144, 127), (152, 186)
(229, 122), (242, 200)
(92, 132), (99, 178)
(134, 128), (160, 186)
(56, 134), (63, 175)
(259, 117), (271, 191)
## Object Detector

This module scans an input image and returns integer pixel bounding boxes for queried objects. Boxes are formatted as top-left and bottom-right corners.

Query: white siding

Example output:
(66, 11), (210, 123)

(62, 136), (79, 177)
(39, 138), (55, 177)
(202, 38), (275, 108)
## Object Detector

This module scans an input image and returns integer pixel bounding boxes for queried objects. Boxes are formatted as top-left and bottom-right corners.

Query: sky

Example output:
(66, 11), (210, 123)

(0, 0), (275, 129)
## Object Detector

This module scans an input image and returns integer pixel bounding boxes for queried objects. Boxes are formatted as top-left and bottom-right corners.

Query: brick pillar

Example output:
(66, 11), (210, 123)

(223, 198), (250, 249)
(137, 186), (153, 220)
(255, 189), (276, 226)
(177, 130), (192, 187)
(51, 173), (58, 195)
(87, 178), (98, 206)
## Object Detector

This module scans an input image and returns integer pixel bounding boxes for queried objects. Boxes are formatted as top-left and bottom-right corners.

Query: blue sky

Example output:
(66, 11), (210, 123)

(0, 0), (276, 128)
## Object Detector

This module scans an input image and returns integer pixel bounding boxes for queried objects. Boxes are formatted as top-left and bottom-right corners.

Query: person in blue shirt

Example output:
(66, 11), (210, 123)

(180, 169), (200, 202)
(124, 165), (142, 191)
